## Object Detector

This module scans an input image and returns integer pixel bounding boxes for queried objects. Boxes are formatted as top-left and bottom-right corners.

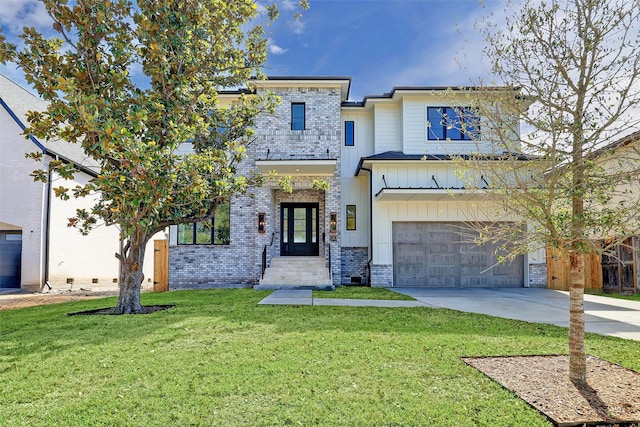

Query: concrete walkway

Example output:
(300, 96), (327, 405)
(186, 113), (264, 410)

(258, 288), (640, 341)
(258, 289), (427, 308)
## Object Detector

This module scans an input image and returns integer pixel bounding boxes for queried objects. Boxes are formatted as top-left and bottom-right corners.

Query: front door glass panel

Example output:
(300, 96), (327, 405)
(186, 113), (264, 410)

(312, 209), (317, 243)
(282, 209), (288, 243)
(294, 208), (306, 243)
(280, 203), (319, 256)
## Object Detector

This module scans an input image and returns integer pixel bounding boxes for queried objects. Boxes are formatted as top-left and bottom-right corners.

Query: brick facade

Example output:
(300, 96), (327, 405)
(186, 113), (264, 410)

(370, 264), (393, 287)
(341, 247), (369, 285)
(528, 264), (548, 288)
(169, 83), (345, 287)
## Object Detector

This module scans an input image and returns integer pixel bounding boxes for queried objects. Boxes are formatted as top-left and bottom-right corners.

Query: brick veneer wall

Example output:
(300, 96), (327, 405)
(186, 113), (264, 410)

(252, 85), (343, 285)
(371, 264), (393, 287)
(528, 263), (548, 288)
(169, 191), (258, 289)
(170, 84), (343, 288)
(341, 247), (369, 285)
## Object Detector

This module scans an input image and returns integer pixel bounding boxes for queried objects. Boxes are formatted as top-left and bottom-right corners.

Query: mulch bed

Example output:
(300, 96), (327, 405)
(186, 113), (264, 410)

(463, 355), (640, 426)
(67, 304), (174, 316)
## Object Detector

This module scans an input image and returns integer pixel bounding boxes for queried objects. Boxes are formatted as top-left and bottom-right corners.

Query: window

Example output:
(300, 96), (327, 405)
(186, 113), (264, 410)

(177, 201), (230, 245)
(345, 121), (354, 146)
(291, 103), (305, 130)
(427, 107), (479, 141)
(346, 205), (356, 230)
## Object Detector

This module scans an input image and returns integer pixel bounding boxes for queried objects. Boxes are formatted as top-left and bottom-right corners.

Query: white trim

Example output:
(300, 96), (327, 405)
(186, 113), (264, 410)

(375, 188), (487, 202)
(255, 159), (337, 176)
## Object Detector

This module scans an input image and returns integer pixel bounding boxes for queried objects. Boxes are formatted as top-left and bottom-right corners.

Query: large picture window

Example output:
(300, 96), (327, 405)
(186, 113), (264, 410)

(427, 107), (479, 141)
(291, 103), (305, 130)
(177, 201), (230, 245)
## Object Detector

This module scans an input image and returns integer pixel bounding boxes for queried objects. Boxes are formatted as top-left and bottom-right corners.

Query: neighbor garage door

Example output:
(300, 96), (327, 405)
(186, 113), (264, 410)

(0, 231), (22, 289)
(392, 222), (523, 287)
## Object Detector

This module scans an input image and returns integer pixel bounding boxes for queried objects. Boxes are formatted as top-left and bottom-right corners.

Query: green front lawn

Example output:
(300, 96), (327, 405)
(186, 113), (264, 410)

(1, 289), (638, 426)
(313, 286), (415, 300)
(585, 289), (640, 301)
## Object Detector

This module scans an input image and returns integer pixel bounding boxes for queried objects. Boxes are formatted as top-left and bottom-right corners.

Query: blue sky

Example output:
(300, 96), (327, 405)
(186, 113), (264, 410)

(0, 0), (505, 101)
(264, 0), (503, 99)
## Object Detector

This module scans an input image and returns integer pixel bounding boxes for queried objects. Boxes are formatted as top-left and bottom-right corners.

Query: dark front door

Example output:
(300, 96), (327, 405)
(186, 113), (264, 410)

(281, 203), (319, 256)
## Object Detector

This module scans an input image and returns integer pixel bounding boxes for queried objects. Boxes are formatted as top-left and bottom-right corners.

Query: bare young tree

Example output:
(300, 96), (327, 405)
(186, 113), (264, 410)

(453, 0), (640, 384)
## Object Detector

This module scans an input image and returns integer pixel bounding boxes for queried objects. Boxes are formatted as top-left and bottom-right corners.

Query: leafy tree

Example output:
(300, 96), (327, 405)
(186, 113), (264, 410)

(455, 0), (640, 383)
(0, 0), (306, 314)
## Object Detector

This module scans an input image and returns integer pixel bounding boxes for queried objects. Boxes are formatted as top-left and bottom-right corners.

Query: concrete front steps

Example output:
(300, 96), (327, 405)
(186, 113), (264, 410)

(254, 256), (334, 291)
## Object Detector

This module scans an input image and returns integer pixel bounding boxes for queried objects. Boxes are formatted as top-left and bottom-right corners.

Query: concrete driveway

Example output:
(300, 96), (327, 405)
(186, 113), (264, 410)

(259, 287), (640, 341)
(390, 288), (640, 341)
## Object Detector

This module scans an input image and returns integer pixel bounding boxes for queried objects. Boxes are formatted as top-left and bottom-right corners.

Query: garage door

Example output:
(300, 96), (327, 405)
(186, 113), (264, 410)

(392, 222), (523, 287)
(0, 231), (22, 288)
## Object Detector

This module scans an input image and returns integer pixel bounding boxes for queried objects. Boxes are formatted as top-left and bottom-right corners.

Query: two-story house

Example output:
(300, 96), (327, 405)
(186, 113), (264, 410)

(169, 77), (547, 289)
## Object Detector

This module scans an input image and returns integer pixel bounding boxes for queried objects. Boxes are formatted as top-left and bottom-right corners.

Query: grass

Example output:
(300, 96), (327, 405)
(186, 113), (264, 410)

(313, 286), (415, 300)
(585, 289), (640, 301)
(1, 289), (639, 426)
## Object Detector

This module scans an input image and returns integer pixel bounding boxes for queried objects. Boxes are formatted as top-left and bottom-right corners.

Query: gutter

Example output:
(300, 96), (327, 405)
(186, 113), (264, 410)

(43, 163), (53, 291)
(0, 96), (47, 151)
(359, 166), (374, 287)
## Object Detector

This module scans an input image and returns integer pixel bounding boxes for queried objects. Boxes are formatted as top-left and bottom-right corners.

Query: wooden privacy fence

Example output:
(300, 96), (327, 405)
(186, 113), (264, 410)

(600, 237), (639, 295)
(153, 239), (168, 292)
(546, 249), (602, 291)
(546, 237), (639, 294)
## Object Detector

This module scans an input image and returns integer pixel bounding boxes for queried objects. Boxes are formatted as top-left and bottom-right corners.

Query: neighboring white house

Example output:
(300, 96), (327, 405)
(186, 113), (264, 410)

(592, 130), (640, 294)
(169, 77), (547, 289)
(0, 74), (157, 292)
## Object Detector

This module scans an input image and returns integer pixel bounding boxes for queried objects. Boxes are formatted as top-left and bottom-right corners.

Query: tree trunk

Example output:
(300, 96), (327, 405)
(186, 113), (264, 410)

(568, 250), (586, 384)
(114, 234), (148, 314)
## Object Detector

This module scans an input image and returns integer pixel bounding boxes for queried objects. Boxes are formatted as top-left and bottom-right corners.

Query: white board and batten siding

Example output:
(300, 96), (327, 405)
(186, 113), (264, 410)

(340, 110), (373, 247)
(371, 162), (466, 191)
(373, 103), (402, 154)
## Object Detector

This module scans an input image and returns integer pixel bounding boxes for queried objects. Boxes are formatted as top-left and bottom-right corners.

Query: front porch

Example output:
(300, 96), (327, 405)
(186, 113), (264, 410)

(255, 256), (334, 290)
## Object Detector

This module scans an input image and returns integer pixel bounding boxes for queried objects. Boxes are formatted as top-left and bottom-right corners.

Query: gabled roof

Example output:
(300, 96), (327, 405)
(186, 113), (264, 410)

(0, 74), (99, 176)
(590, 130), (640, 159)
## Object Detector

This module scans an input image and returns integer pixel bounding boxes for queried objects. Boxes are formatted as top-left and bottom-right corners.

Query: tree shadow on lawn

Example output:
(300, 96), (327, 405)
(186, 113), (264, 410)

(0, 289), (627, 363)
(67, 304), (175, 316)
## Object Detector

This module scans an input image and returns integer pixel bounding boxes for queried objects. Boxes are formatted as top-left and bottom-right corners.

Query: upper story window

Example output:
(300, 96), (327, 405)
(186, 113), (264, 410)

(291, 103), (305, 130)
(345, 121), (354, 146)
(177, 201), (230, 245)
(427, 107), (479, 141)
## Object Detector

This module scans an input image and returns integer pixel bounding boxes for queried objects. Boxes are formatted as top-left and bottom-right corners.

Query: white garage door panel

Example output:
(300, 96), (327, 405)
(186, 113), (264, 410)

(393, 222), (523, 287)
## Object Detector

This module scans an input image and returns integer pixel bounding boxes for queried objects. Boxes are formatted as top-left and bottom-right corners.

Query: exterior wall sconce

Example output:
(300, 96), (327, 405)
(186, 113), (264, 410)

(330, 212), (337, 234)
(258, 212), (265, 233)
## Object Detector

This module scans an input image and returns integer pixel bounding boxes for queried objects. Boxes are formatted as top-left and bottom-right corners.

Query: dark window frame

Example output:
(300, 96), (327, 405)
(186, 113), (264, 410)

(427, 106), (480, 141)
(345, 121), (355, 146)
(177, 202), (230, 245)
(291, 102), (306, 130)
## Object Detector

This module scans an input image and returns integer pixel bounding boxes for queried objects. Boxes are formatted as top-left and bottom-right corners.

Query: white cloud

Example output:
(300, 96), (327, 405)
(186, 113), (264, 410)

(0, 0), (53, 34)
(288, 18), (305, 34)
(268, 41), (289, 55)
(370, 1), (506, 94)
(279, 0), (297, 12)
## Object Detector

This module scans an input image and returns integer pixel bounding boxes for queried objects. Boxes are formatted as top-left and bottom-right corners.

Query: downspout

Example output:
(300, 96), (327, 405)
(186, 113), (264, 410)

(360, 167), (373, 286)
(43, 157), (53, 291)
